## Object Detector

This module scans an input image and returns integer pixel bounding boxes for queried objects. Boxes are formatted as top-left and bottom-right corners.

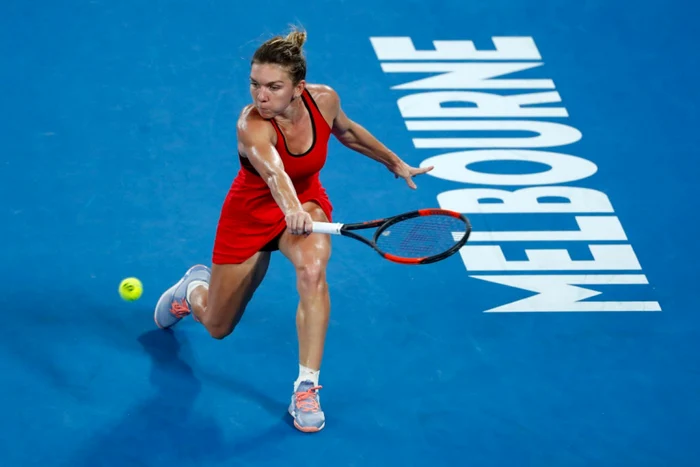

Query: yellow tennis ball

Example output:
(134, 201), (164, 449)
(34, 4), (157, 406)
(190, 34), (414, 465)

(119, 277), (143, 301)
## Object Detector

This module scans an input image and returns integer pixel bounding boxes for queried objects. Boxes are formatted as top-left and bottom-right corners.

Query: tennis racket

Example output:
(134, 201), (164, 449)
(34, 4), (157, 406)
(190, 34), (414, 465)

(311, 208), (471, 265)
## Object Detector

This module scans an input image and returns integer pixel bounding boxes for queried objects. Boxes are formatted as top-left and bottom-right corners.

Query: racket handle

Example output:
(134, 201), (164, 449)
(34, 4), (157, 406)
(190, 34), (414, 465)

(312, 221), (343, 235)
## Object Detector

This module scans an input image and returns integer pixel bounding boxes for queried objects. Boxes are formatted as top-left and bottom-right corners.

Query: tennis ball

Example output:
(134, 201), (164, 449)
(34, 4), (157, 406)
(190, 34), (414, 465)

(119, 277), (143, 301)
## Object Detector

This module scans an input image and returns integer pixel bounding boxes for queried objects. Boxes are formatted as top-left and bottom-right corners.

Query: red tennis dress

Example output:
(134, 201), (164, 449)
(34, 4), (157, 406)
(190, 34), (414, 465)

(212, 88), (333, 264)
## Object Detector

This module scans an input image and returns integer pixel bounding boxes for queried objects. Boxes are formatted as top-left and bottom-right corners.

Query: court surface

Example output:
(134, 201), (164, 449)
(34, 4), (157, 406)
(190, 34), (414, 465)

(2, 0), (699, 465)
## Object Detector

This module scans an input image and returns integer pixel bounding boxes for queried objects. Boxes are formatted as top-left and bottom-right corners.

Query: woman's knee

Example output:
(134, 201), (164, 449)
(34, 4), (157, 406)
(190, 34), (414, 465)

(296, 259), (328, 293)
(199, 295), (250, 339)
(200, 312), (238, 340)
(207, 322), (234, 340)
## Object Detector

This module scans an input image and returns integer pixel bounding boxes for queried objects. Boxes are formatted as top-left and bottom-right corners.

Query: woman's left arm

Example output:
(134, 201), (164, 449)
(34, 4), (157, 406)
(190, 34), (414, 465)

(329, 89), (433, 189)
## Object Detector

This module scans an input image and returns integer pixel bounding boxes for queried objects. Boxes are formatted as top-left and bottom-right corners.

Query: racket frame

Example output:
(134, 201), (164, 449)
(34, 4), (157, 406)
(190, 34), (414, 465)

(312, 208), (471, 265)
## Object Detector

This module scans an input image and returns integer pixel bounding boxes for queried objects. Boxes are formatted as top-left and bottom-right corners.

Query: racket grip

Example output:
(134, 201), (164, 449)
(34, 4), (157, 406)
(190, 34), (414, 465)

(312, 222), (343, 235)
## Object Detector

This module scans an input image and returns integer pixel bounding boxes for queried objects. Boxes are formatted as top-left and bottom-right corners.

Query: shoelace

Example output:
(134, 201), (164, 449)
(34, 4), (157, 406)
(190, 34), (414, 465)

(170, 299), (190, 318)
(295, 385), (323, 413)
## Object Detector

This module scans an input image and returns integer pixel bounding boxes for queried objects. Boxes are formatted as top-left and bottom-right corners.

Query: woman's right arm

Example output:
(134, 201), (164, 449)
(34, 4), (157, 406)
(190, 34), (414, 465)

(237, 114), (313, 235)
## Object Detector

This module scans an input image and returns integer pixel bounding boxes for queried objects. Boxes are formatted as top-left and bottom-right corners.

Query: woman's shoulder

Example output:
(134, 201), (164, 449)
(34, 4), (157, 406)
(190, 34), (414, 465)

(306, 83), (340, 107)
(236, 104), (276, 148)
(305, 83), (341, 126)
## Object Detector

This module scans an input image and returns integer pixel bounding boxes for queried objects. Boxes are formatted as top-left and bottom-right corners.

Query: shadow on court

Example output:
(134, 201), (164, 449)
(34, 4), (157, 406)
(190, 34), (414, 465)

(62, 329), (225, 466)
(63, 325), (306, 467)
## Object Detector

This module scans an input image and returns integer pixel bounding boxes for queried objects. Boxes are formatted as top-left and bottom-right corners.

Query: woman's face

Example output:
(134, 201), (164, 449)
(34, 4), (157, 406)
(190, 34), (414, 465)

(249, 62), (299, 119)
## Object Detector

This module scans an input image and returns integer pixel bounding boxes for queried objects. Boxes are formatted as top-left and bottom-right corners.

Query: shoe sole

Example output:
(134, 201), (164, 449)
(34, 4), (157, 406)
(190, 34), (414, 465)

(288, 407), (325, 433)
(294, 420), (325, 433)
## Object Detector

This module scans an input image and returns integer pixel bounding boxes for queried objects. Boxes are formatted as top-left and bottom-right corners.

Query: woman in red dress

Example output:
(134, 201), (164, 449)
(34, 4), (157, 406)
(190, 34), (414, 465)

(154, 27), (432, 433)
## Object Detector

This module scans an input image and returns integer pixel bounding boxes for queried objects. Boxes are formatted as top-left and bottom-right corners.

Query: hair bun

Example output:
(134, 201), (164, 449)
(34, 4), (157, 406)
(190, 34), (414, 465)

(285, 29), (307, 48)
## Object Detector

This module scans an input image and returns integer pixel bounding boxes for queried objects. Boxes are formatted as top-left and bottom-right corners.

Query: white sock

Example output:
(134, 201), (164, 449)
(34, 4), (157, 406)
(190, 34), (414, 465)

(294, 364), (320, 391)
(186, 280), (208, 303)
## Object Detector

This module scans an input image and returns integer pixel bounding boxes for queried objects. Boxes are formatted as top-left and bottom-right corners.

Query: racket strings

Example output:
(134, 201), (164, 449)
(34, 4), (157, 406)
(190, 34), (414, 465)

(375, 215), (467, 259)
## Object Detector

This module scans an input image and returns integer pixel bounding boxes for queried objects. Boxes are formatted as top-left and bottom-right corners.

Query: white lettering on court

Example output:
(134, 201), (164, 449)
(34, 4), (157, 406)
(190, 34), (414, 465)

(370, 35), (659, 313)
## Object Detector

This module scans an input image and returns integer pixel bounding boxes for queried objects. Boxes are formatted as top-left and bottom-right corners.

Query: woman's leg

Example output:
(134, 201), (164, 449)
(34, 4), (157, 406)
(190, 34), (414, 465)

(154, 252), (271, 339)
(190, 252), (271, 339)
(278, 201), (332, 433)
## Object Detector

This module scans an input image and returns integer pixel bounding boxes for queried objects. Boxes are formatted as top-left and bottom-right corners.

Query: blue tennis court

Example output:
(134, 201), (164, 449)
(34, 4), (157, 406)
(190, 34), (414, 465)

(2, 0), (698, 465)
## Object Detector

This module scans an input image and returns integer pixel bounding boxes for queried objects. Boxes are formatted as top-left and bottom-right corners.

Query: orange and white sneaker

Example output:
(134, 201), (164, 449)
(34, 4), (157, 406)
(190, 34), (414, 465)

(154, 264), (210, 329)
(288, 381), (325, 432)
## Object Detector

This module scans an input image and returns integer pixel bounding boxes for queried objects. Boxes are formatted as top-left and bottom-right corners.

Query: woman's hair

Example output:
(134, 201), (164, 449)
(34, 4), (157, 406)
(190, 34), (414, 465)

(252, 27), (307, 84)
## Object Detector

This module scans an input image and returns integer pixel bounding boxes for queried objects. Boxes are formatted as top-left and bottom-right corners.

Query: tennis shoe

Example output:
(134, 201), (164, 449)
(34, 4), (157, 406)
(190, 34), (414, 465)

(288, 380), (325, 432)
(154, 264), (210, 329)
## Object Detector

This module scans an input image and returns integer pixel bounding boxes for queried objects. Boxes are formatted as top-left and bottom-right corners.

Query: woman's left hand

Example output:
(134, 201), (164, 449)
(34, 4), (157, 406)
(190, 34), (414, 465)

(388, 159), (434, 189)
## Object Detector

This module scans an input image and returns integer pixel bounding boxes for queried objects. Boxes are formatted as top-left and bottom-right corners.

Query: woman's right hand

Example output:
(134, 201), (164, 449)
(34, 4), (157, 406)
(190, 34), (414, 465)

(286, 210), (314, 236)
